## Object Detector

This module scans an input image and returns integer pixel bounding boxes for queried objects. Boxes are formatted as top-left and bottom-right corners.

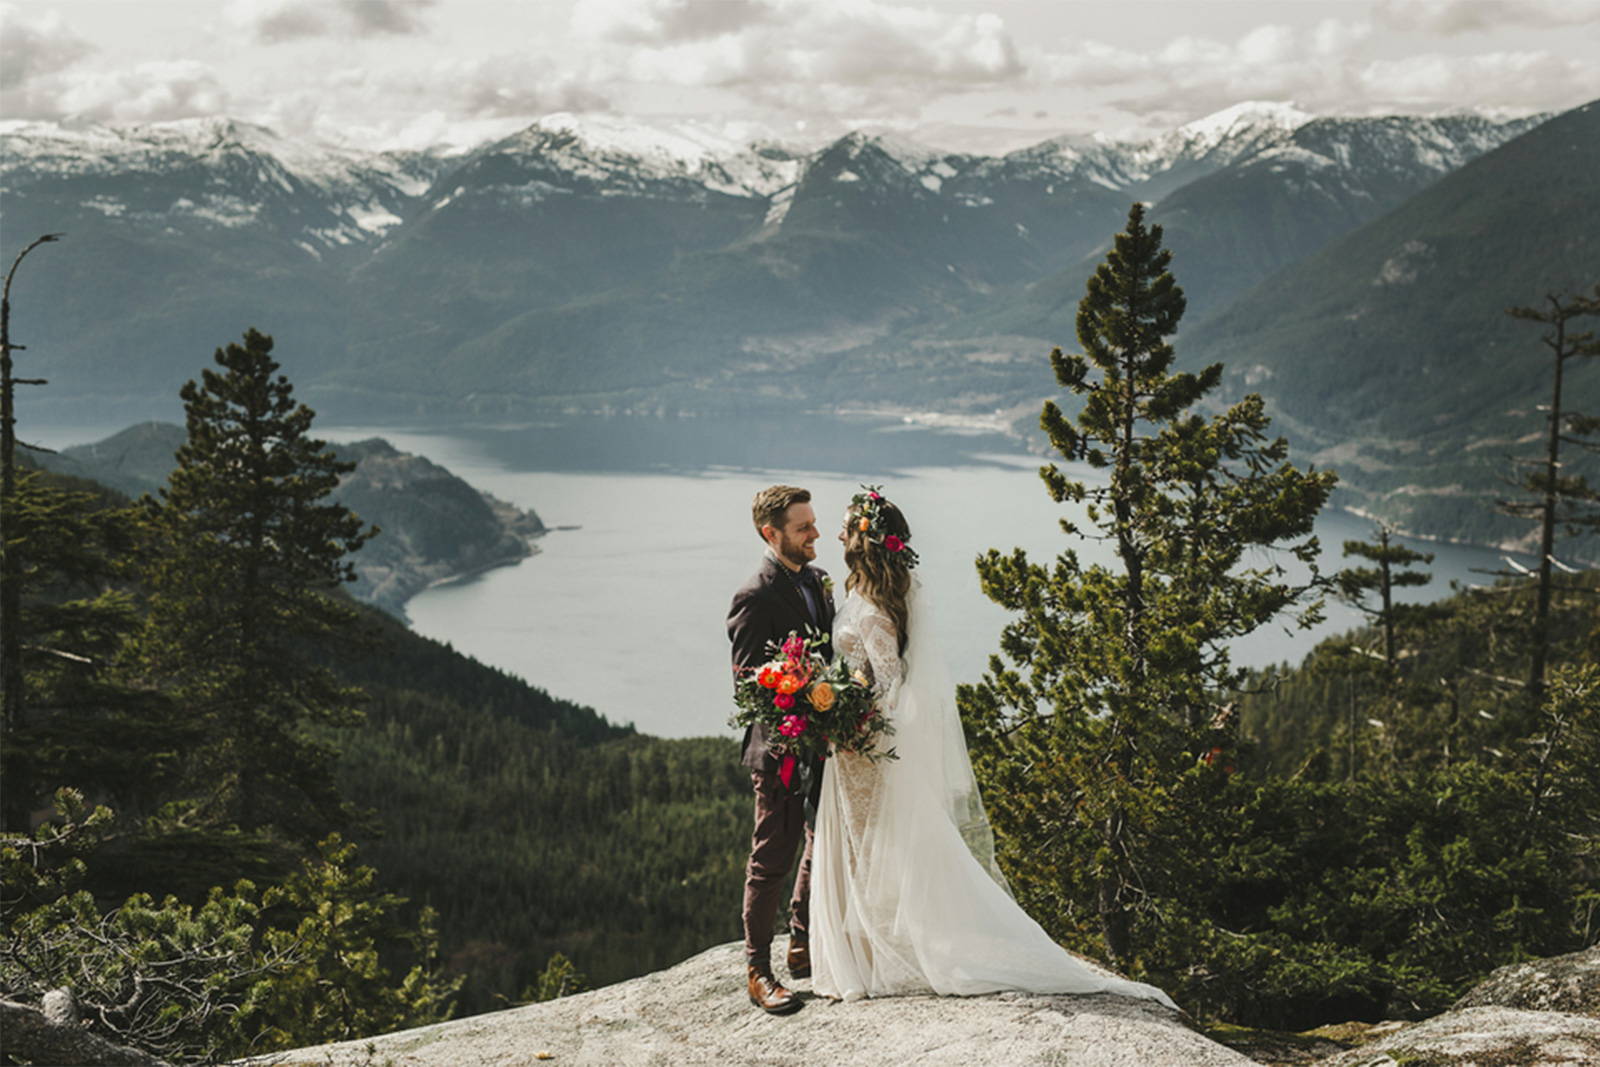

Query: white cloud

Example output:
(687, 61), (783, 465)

(342, 0), (434, 35)
(1031, 16), (1596, 123)
(1312, 17), (1373, 57)
(226, 54), (614, 148)
(431, 57), (613, 118)
(0, 8), (226, 123)
(1037, 24), (1325, 114)
(225, 0), (436, 43)
(1234, 24), (1296, 65)
(1035, 40), (1150, 89)
(574, 0), (780, 44)
(577, 0), (1022, 117)
(6, 0), (1595, 152)
(53, 60), (230, 122)
(1358, 49), (1600, 108)
(1377, 0), (1600, 34)
(0, 4), (94, 92)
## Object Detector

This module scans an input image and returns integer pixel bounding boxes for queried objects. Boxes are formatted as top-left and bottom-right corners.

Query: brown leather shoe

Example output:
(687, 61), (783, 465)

(747, 964), (801, 1014)
(786, 938), (811, 979)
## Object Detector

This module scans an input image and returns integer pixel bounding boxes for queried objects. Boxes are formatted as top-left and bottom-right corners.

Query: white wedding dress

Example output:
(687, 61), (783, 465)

(810, 581), (1177, 1009)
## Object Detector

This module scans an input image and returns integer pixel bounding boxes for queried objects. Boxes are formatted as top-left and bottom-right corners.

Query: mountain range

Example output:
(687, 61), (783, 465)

(2, 100), (1596, 550)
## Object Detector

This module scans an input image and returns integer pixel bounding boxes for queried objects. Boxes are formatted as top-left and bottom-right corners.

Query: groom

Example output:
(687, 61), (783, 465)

(727, 484), (834, 1015)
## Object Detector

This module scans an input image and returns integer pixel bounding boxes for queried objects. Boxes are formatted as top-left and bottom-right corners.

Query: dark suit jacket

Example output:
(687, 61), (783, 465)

(727, 553), (836, 772)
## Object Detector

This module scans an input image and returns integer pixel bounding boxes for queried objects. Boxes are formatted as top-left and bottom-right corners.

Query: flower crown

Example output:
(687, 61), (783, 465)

(848, 484), (919, 569)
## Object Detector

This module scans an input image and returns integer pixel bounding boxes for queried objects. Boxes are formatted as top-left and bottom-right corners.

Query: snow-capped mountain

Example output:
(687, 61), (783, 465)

(993, 101), (1315, 201)
(0, 104), (1534, 265)
(465, 112), (805, 201)
(0, 117), (451, 255)
(951, 106), (1548, 341)
(1181, 100), (1600, 551)
(0, 101), (1555, 421)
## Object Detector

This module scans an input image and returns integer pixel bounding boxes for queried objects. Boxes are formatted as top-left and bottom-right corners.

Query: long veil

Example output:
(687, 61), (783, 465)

(894, 577), (1010, 893)
(813, 576), (1178, 1008)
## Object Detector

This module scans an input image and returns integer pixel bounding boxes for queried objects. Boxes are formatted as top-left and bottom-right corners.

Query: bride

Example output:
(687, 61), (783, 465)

(810, 487), (1176, 1010)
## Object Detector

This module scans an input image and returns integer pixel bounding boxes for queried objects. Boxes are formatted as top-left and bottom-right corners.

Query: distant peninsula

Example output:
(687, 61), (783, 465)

(35, 421), (544, 618)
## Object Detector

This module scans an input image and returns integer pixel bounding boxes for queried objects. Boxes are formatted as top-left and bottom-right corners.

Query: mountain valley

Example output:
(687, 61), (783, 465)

(3, 100), (1595, 552)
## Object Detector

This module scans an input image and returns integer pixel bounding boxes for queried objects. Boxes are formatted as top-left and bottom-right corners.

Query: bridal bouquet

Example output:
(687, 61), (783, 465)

(732, 629), (896, 789)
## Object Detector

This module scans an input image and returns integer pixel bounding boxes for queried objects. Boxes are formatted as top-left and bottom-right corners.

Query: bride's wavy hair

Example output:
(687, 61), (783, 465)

(842, 495), (913, 654)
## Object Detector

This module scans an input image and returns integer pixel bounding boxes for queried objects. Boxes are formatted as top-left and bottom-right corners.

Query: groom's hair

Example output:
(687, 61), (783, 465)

(752, 485), (811, 541)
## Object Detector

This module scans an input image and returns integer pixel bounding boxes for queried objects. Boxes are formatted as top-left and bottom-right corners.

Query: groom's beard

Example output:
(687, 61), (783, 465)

(775, 537), (815, 569)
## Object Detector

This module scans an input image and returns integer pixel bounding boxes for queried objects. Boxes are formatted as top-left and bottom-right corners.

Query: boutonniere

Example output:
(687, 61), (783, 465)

(820, 574), (835, 601)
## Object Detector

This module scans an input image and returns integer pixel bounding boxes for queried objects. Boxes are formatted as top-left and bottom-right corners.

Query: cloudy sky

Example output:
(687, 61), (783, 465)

(3, 0), (1598, 151)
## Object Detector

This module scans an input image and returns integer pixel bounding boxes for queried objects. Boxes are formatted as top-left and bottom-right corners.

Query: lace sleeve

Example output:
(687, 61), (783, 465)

(857, 607), (904, 704)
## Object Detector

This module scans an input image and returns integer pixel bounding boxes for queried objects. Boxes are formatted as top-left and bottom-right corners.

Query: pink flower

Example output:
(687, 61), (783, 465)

(868, 491), (881, 500)
(778, 714), (809, 738)
(782, 635), (805, 659)
(884, 534), (904, 552)
(774, 692), (795, 710)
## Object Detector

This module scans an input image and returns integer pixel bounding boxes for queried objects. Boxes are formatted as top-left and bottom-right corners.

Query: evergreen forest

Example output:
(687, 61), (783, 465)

(1, 212), (1596, 1063)
(958, 207), (1599, 1030)
(1, 324), (751, 1063)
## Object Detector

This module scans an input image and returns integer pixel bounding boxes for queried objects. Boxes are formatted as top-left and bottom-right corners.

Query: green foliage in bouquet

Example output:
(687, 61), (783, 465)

(731, 628), (893, 769)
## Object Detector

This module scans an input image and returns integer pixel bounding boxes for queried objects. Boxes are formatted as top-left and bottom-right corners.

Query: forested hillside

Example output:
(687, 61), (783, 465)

(957, 206), (1598, 1032)
(0, 334), (751, 1064)
(1182, 100), (1600, 554)
(5, 102), (1589, 560)
(1240, 569), (1600, 780)
(37, 423), (549, 618)
(328, 608), (747, 1013)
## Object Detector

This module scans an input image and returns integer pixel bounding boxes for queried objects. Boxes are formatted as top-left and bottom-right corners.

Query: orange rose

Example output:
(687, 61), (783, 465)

(777, 674), (801, 695)
(806, 681), (836, 711)
(858, 517), (870, 532)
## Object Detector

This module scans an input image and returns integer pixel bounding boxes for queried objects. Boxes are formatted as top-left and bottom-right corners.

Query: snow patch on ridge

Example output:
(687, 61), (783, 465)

(0, 117), (447, 243)
(509, 112), (803, 199)
(1175, 101), (1313, 148)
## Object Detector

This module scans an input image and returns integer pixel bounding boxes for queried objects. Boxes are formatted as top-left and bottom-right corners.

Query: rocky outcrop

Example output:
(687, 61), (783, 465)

(1300, 948), (1600, 1066)
(1452, 945), (1600, 1017)
(245, 938), (1250, 1067)
(1314, 1005), (1600, 1066)
(1, 989), (171, 1066)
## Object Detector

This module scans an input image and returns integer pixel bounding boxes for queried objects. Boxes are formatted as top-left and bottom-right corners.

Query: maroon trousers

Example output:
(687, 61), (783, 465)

(742, 768), (813, 968)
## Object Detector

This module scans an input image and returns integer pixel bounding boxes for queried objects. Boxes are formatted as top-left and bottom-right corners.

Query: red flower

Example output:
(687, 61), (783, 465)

(884, 535), (904, 552)
(774, 692), (795, 710)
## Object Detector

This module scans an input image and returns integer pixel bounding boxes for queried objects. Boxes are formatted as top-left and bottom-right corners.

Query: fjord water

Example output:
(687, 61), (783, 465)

(322, 414), (1531, 739)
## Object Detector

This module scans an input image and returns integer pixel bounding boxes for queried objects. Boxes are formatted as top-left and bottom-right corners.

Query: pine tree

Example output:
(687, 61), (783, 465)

(959, 203), (1335, 968)
(1333, 525), (1435, 674)
(134, 329), (374, 842)
(1499, 285), (1600, 705)
(1, 466), (179, 833)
